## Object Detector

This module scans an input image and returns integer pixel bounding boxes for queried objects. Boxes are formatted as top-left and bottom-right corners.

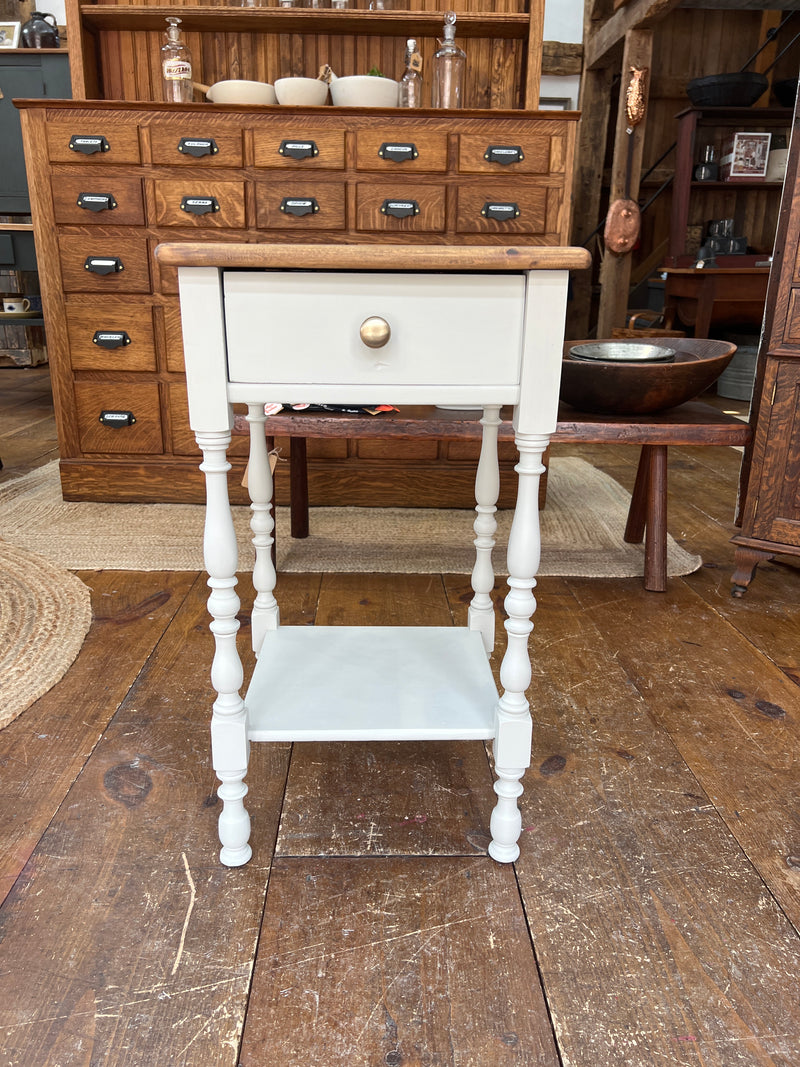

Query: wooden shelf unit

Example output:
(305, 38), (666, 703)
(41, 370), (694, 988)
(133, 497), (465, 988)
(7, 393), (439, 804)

(668, 106), (793, 264)
(66, 0), (544, 110)
(20, 0), (577, 504)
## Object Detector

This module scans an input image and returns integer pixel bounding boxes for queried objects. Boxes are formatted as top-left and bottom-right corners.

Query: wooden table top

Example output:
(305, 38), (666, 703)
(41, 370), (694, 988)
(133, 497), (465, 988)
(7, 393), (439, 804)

(232, 400), (751, 448)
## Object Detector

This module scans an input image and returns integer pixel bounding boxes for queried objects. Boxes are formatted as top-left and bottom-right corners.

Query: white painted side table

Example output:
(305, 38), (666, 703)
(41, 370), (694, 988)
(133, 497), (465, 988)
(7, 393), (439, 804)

(154, 242), (590, 867)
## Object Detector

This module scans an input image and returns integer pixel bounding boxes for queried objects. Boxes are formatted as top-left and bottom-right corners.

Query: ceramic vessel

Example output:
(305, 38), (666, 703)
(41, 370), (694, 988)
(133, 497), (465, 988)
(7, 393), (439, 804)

(274, 77), (329, 106)
(20, 12), (60, 48)
(330, 76), (398, 107)
(206, 80), (276, 105)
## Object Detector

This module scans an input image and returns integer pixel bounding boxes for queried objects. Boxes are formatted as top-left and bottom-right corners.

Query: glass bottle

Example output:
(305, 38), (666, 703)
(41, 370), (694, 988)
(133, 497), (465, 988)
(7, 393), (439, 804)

(431, 11), (465, 109)
(161, 17), (193, 104)
(398, 38), (423, 108)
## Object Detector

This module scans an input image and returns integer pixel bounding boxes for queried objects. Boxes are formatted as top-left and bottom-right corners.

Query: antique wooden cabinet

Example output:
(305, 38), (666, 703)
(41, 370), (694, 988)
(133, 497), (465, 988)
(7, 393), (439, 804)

(19, 98), (577, 502)
(731, 91), (800, 595)
(18, 0), (580, 503)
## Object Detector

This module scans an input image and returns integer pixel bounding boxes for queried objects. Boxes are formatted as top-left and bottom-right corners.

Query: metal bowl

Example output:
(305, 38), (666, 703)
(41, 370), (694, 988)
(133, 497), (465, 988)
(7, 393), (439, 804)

(569, 342), (676, 364)
(560, 337), (737, 415)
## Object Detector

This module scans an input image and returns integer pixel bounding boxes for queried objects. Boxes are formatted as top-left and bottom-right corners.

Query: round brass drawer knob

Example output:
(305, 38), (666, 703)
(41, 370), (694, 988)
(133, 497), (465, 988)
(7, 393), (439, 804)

(360, 316), (391, 349)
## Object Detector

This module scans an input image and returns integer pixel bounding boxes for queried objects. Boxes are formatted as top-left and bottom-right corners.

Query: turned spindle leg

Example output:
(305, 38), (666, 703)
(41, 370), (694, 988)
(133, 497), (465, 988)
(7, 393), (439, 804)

(469, 404), (501, 654)
(246, 404), (280, 654)
(489, 431), (548, 863)
(197, 430), (252, 867)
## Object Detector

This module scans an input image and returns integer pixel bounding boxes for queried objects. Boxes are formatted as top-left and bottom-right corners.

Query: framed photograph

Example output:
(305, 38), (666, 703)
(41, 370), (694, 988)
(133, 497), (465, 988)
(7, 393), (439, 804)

(0, 22), (21, 48)
(722, 132), (772, 181)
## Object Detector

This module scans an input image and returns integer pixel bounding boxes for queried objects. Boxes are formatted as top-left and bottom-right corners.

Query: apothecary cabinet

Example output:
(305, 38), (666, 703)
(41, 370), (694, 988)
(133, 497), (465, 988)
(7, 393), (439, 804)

(20, 0), (578, 503)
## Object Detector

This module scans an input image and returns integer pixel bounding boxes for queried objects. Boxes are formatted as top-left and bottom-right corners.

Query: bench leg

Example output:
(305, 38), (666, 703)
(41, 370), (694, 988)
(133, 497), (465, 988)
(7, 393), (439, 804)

(624, 444), (668, 593)
(290, 437), (310, 539)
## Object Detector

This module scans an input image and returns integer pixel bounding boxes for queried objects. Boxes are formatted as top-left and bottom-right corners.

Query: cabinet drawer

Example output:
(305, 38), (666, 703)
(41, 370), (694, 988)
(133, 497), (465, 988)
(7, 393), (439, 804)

(46, 122), (141, 165)
(51, 174), (145, 226)
(59, 236), (152, 293)
(457, 133), (552, 175)
(456, 184), (548, 235)
(164, 300), (186, 371)
(354, 130), (448, 173)
(253, 128), (345, 170)
(149, 126), (244, 166)
(66, 300), (157, 371)
(151, 179), (246, 228)
(355, 183), (446, 233)
(74, 381), (163, 454)
(224, 272), (525, 388)
(255, 182), (346, 230)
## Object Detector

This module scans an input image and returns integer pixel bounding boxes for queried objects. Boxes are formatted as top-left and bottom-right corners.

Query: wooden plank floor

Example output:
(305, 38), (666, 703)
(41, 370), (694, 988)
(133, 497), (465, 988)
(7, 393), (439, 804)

(1, 367), (799, 1066)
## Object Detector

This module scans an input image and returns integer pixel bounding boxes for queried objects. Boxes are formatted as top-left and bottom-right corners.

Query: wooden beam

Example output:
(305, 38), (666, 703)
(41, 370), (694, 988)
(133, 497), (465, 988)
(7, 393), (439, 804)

(585, 0), (681, 69)
(542, 41), (583, 78)
(596, 29), (654, 338)
(566, 63), (614, 339)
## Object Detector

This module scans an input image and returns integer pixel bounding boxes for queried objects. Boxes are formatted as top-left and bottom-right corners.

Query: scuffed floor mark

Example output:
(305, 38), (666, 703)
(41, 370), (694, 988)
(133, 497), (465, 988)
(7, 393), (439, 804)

(171, 853), (197, 976)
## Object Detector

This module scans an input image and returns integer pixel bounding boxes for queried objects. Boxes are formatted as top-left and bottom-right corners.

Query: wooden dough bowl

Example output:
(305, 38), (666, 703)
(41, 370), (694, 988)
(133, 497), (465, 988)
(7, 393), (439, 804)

(559, 337), (737, 415)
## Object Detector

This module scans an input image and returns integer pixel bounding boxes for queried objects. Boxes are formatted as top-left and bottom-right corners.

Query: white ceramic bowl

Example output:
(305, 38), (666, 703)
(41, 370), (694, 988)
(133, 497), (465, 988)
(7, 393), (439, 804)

(274, 77), (329, 107)
(330, 75), (398, 108)
(205, 80), (277, 105)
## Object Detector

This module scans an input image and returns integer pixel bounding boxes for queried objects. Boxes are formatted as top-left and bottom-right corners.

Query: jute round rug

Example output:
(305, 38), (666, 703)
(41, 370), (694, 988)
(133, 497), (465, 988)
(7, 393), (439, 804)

(0, 540), (92, 730)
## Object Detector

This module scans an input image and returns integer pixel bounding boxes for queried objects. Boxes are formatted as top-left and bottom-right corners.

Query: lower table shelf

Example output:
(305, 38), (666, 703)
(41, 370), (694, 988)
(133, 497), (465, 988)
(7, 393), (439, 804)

(245, 626), (499, 742)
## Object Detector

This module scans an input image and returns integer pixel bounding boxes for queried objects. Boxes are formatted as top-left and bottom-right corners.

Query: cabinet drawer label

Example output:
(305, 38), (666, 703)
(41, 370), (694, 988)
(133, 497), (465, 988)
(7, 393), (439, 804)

(99, 409), (136, 427)
(178, 137), (219, 157)
(180, 196), (220, 215)
(279, 140), (319, 160)
(378, 142), (419, 162)
(69, 135), (110, 155)
(93, 330), (132, 349)
(484, 145), (524, 166)
(381, 200), (420, 218)
(482, 201), (520, 220)
(280, 198), (319, 216)
(77, 192), (117, 212)
(84, 256), (124, 275)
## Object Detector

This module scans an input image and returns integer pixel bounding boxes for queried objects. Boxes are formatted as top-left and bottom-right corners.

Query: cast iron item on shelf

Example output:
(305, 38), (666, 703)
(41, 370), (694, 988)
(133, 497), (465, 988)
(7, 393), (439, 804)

(20, 12), (60, 48)
(686, 16), (800, 108)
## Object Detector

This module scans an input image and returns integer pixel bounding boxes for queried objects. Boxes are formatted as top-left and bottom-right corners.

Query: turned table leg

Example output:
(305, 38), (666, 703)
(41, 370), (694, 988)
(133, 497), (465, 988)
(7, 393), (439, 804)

(624, 444), (669, 593)
(197, 429), (252, 868)
(488, 431), (547, 863)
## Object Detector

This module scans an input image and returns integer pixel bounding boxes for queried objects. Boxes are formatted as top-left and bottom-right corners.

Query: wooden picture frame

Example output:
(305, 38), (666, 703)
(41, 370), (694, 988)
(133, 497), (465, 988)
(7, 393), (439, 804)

(724, 132), (772, 182)
(0, 22), (21, 47)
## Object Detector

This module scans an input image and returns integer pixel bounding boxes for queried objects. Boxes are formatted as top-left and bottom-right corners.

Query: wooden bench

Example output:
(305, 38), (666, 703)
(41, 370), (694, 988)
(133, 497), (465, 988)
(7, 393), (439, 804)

(235, 401), (751, 592)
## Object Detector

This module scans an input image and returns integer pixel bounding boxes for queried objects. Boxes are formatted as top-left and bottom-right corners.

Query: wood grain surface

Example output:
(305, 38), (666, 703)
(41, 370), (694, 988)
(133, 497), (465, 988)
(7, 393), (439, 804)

(2, 375), (799, 1066)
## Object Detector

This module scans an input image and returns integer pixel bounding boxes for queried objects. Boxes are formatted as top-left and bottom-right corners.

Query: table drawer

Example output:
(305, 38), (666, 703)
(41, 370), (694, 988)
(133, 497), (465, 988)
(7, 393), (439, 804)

(46, 122), (141, 165)
(59, 236), (152, 293)
(253, 128), (346, 170)
(457, 133), (552, 175)
(149, 126), (244, 166)
(355, 183), (446, 233)
(255, 182), (346, 230)
(52, 174), (145, 226)
(223, 272), (525, 388)
(456, 184), (548, 235)
(66, 299), (157, 371)
(74, 381), (163, 454)
(151, 179), (246, 228)
(354, 130), (448, 173)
